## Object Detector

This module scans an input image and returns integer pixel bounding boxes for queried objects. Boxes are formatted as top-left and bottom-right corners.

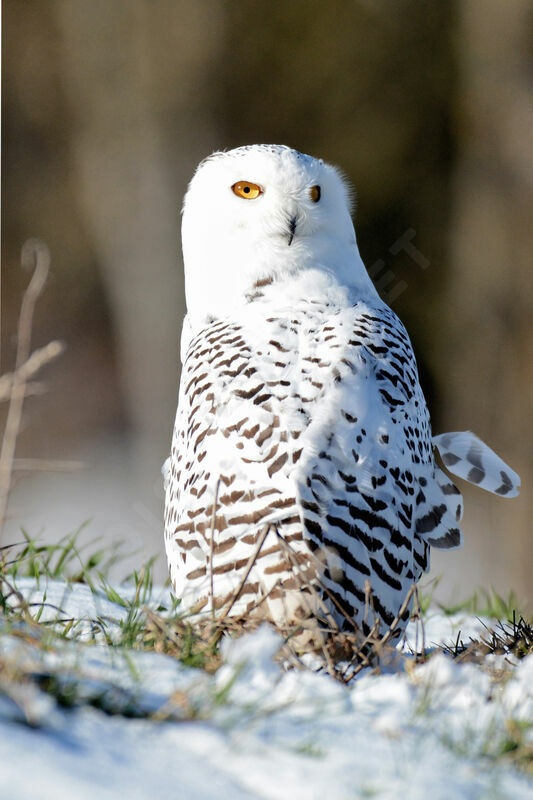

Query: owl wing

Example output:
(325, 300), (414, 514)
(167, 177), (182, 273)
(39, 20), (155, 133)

(289, 304), (467, 629)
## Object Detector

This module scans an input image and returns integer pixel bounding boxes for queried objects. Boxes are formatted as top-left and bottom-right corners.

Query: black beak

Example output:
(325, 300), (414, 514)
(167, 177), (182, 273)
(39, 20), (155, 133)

(287, 216), (297, 246)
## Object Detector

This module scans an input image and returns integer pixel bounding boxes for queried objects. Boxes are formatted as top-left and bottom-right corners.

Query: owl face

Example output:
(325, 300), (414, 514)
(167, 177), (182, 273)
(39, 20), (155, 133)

(182, 145), (370, 325)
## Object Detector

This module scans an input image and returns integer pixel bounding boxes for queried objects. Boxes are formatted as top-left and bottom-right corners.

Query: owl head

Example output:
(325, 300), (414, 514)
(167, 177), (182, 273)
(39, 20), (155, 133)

(181, 145), (373, 326)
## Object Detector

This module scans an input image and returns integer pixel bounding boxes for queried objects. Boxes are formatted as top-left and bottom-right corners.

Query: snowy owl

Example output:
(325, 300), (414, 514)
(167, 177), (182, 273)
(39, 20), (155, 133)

(164, 144), (520, 643)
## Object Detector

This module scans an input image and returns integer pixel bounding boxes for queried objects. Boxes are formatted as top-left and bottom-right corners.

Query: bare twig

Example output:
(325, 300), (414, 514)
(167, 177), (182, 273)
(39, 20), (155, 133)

(11, 459), (85, 473)
(0, 340), (64, 403)
(0, 376), (47, 402)
(10, 341), (63, 383)
(17, 240), (51, 367)
(0, 241), (63, 540)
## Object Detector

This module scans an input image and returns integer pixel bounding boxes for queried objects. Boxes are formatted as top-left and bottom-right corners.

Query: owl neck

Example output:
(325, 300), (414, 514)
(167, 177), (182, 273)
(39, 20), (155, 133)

(184, 232), (380, 331)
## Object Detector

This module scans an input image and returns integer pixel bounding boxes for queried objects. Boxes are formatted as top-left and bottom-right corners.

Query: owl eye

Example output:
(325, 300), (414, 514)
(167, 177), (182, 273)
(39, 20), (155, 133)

(310, 185), (321, 203)
(232, 181), (262, 200)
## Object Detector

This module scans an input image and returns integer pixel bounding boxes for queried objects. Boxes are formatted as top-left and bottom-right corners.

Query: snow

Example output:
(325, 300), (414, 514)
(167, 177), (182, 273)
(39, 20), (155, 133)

(1, 578), (532, 799)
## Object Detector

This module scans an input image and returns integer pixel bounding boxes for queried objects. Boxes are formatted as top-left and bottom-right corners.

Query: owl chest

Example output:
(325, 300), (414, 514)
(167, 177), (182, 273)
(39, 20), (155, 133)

(211, 313), (350, 420)
(180, 313), (354, 477)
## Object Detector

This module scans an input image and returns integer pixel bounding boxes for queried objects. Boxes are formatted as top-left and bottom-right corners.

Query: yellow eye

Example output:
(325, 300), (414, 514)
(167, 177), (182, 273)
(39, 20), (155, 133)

(232, 181), (262, 200)
(310, 185), (321, 203)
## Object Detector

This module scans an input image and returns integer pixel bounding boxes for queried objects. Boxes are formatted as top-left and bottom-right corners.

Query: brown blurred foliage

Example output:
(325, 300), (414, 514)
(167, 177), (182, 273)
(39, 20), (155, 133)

(2, 1), (532, 597)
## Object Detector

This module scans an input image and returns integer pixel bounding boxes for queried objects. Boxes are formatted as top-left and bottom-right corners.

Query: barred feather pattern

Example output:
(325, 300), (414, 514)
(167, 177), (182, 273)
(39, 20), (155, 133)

(164, 289), (462, 639)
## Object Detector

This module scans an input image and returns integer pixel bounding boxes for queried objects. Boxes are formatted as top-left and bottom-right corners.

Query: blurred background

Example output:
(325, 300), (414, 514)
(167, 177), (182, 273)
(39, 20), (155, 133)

(2, 1), (532, 600)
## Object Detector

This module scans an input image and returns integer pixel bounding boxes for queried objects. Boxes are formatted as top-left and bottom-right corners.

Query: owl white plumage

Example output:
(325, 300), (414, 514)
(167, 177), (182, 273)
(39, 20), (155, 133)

(164, 145), (520, 643)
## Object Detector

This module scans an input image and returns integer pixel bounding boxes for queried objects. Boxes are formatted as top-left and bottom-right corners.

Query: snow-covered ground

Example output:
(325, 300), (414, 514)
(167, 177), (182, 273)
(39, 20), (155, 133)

(1, 578), (532, 800)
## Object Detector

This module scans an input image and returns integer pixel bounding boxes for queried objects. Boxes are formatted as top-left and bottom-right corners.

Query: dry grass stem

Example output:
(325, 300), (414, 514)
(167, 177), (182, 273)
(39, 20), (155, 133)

(191, 527), (423, 682)
(270, 540), (338, 677)
(239, 578), (280, 618)
(275, 533), (340, 631)
(377, 583), (416, 648)
(441, 613), (533, 664)
(208, 478), (220, 620)
(218, 524), (271, 622)
(412, 585), (426, 663)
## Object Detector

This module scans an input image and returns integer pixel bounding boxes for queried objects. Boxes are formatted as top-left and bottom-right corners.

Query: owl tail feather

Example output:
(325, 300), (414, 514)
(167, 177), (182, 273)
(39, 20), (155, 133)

(432, 431), (521, 498)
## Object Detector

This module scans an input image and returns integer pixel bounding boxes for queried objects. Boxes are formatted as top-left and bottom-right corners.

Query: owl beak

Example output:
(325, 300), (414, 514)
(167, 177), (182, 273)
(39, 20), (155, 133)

(287, 216), (297, 246)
